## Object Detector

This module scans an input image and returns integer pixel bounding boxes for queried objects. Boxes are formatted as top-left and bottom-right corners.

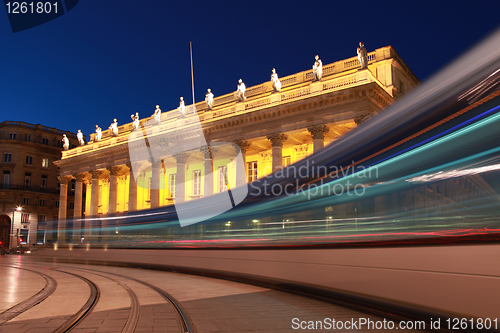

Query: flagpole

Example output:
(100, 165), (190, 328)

(190, 41), (195, 107)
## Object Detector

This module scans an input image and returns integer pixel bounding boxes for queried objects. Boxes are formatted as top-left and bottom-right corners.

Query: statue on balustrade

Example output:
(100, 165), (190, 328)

(95, 125), (102, 142)
(312, 55), (322, 81)
(109, 118), (119, 137)
(357, 42), (368, 69)
(77, 129), (85, 146)
(152, 105), (162, 125)
(62, 134), (69, 150)
(235, 79), (246, 101)
(271, 68), (281, 92)
(131, 112), (140, 130)
(205, 89), (214, 110)
(178, 97), (186, 117)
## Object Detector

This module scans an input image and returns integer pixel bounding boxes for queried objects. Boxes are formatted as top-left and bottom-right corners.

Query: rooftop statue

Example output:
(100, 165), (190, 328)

(95, 125), (102, 142)
(271, 68), (281, 92)
(357, 42), (368, 69)
(62, 134), (69, 151)
(77, 129), (85, 146)
(131, 112), (140, 130)
(205, 89), (214, 110)
(235, 79), (246, 102)
(153, 105), (161, 125)
(109, 118), (118, 137)
(312, 55), (322, 81)
(178, 97), (186, 117)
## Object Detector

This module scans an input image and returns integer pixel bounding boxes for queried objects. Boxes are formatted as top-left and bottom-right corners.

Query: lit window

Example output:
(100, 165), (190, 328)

(21, 213), (29, 223)
(3, 153), (11, 162)
(282, 156), (291, 167)
(219, 166), (228, 192)
(148, 177), (152, 201)
(19, 229), (28, 244)
(42, 158), (49, 168)
(169, 174), (176, 198)
(193, 170), (201, 196)
(247, 161), (258, 182)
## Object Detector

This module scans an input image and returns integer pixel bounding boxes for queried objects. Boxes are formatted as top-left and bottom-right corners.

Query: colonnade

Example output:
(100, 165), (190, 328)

(56, 125), (330, 242)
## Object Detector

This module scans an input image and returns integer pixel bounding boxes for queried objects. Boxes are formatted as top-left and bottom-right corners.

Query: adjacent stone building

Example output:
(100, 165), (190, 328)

(0, 121), (81, 249)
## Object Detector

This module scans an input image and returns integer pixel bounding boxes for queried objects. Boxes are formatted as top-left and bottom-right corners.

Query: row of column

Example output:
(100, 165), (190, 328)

(56, 124), (330, 242)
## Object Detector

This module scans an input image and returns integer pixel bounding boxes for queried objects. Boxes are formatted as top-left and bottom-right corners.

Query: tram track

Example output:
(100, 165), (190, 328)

(21, 262), (194, 333)
(52, 264), (194, 333)
(0, 264), (100, 333)
(3, 256), (456, 333)
(0, 265), (57, 325)
(51, 268), (100, 333)
(28, 256), (483, 333)
(45, 266), (140, 333)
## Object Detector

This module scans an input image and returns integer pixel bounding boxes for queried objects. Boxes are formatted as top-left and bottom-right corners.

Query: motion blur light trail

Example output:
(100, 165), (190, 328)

(45, 28), (500, 249)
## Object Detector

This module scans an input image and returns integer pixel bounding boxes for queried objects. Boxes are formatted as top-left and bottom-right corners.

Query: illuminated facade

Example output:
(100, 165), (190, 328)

(55, 46), (420, 241)
(0, 121), (81, 249)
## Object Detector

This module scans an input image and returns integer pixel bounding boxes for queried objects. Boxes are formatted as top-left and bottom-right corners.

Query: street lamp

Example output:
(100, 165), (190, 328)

(11, 206), (22, 249)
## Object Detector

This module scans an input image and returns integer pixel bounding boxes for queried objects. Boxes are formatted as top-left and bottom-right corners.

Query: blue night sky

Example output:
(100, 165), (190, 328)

(1, 0), (500, 138)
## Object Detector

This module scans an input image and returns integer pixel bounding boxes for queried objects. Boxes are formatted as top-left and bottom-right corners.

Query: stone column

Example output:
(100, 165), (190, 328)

(307, 124), (329, 152)
(173, 153), (188, 204)
(107, 166), (120, 215)
(72, 173), (86, 241)
(86, 170), (101, 241)
(89, 170), (101, 217)
(127, 163), (137, 212)
(266, 133), (287, 172)
(57, 175), (71, 243)
(233, 140), (251, 187)
(150, 159), (162, 208)
(200, 146), (214, 197)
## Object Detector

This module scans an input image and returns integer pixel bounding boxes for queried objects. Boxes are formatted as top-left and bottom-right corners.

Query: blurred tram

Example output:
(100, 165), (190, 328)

(55, 30), (500, 249)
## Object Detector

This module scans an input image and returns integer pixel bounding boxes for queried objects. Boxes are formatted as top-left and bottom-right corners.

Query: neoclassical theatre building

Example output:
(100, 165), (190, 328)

(54, 45), (419, 241)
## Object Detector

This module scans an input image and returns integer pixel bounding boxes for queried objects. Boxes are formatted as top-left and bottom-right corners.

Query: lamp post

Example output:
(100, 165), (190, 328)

(11, 206), (22, 250)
